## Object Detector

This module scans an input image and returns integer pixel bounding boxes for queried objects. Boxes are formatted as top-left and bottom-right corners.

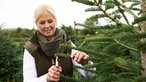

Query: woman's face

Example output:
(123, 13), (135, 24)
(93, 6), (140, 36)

(36, 11), (56, 39)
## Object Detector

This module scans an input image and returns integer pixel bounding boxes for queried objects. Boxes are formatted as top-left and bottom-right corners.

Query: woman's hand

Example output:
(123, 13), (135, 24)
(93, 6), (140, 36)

(71, 51), (89, 65)
(46, 66), (62, 82)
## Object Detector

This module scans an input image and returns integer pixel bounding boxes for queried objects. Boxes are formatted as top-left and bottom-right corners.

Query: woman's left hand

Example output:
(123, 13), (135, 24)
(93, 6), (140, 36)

(71, 51), (89, 65)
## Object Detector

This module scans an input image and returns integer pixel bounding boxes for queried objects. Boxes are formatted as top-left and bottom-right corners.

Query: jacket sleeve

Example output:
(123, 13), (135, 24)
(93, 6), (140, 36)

(71, 42), (96, 77)
(23, 49), (47, 82)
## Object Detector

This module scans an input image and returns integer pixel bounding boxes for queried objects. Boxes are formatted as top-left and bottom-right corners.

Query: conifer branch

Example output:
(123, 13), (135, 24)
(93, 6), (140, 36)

(121, 4), (137, 18)
(113, 0), (130, 25)
(94, 0), (121, 25)
(79, 40), (86, 48)
(114, 39), (139, 51)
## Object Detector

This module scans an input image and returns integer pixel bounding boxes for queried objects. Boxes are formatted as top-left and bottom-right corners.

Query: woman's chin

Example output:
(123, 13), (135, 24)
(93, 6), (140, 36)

(44, 33), (53, 37)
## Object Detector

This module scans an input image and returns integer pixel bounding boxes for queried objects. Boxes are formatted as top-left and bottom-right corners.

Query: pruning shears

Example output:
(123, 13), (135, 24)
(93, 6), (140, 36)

(55, 56), (59, 67)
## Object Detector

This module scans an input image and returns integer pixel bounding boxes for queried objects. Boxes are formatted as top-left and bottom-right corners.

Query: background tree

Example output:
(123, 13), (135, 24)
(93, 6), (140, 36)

(61, 25), (75, 41)
(0, 27), (35, 82)
(0, 28), (22, 82)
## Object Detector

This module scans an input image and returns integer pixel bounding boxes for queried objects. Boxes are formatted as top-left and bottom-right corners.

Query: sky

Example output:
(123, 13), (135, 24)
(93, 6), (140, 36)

(0, 0), (93, 29)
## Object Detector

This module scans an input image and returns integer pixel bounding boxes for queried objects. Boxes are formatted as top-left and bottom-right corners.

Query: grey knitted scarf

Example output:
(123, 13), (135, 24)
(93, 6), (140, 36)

(37, 28), (68, 57)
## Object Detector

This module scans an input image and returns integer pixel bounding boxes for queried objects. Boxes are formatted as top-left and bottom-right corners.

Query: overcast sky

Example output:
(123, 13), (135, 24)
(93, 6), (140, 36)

(0, 0), (92, 29)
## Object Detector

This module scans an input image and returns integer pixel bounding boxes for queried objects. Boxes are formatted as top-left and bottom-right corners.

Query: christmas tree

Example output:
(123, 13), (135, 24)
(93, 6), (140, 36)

(59, 0), (146, 81)
(0, 28), (23, 82)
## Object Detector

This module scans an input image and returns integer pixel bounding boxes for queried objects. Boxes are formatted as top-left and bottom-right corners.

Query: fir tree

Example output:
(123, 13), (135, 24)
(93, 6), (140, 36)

(61, 0), (146, 82)
(0, 28), (22, 82)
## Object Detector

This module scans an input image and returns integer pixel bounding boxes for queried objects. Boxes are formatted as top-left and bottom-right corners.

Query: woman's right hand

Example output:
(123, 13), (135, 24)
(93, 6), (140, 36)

(46, 66), (62, 82)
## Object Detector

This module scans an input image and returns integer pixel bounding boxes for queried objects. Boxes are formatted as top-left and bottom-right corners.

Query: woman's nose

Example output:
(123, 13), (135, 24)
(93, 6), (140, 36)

(45, 22), (50, 27)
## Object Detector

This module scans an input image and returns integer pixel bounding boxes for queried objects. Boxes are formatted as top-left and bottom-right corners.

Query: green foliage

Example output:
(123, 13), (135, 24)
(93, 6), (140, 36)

(60, 25), (86, 46)
(0, 31), (22, 82)
(0, 28), (36, 82)
(61, 25), (75, 41)
(0, 0), (145, 81)
(67, 0), (146, 82)
(72, 0), (95, 6)
(133, 15), (146, 24)
(104, 0), (115, 10)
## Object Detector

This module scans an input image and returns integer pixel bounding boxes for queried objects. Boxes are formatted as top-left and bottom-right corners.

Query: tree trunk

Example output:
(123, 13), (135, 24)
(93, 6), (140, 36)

(140, 0), (146, 76)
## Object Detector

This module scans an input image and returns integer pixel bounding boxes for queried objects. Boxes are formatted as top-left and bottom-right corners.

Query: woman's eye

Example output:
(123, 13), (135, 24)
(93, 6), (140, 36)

(48, 19), (53, 23)
(39, 21), (45, 25)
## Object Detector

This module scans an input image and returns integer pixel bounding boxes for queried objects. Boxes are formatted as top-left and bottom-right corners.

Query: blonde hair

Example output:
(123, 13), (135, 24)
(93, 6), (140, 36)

(34, 4), (56, 23)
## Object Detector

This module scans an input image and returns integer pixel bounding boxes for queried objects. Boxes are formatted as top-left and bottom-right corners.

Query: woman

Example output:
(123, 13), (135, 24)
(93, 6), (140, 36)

(23, 4), (95, 82)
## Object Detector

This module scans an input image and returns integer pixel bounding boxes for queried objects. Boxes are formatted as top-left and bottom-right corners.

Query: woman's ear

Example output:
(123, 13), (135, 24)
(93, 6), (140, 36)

(33, 23), (38, 30)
